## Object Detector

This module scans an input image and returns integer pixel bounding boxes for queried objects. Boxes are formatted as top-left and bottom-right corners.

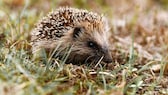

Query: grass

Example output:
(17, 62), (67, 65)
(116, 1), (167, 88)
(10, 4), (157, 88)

(0, 0), (168, 95)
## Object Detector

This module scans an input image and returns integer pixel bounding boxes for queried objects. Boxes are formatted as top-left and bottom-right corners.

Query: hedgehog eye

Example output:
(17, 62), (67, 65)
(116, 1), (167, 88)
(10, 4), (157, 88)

(73, 27), (83, 38)
(87, 41), (97, 49)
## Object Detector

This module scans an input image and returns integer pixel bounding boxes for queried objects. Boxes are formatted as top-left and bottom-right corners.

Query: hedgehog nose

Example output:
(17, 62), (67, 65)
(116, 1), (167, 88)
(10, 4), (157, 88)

(103, 52), (113, 63)
(103, 56), (113, 63)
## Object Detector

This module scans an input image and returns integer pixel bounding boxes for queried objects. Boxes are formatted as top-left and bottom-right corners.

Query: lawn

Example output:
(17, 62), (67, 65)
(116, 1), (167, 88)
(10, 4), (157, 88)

(0, 0), (168, 95)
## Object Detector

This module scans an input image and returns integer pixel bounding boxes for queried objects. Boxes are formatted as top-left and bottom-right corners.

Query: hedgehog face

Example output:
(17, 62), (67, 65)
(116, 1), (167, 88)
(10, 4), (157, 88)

(68, 26), (112, 64)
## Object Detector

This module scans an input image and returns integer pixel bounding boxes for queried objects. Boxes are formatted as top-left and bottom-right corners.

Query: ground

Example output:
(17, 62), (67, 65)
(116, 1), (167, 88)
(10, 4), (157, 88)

(0, 0), (168, 95)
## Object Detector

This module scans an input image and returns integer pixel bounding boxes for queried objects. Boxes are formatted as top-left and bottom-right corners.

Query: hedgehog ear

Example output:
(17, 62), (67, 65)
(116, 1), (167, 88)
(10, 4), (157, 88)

(73, 27), (84, 39)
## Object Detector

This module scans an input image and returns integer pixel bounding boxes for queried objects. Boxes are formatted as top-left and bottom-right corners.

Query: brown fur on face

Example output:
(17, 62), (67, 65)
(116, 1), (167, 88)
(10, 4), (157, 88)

(54, 21), (112, 64)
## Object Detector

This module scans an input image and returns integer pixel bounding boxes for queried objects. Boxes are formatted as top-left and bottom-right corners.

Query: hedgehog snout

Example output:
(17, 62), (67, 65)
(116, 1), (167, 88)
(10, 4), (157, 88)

(103, 54), (112, 63)
(101, 49), (113, 63)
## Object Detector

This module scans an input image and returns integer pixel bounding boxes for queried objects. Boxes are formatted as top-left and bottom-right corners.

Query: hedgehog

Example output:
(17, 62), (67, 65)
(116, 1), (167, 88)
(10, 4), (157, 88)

(31, 7), (112, 64)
